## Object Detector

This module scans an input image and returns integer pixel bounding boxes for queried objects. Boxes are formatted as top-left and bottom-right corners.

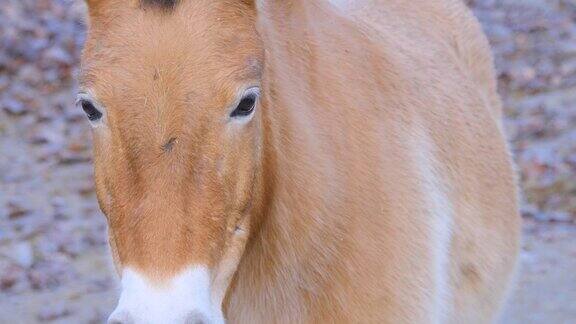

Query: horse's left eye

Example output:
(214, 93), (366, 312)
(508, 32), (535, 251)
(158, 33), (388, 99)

(78, 99), (103, 121)
(230, 88), (259, 118)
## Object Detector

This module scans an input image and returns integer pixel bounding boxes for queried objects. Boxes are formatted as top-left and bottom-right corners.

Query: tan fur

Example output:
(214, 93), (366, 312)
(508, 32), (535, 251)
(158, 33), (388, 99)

(81, 0), (521, 322)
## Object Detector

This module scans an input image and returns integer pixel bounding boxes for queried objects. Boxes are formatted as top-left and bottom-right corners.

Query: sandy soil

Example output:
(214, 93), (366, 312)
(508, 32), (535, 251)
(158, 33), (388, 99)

(502, 222), (576, 324)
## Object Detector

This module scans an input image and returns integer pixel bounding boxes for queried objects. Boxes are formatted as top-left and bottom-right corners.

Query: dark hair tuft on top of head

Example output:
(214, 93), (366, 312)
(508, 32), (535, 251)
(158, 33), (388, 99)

(141, 0), (179, 11)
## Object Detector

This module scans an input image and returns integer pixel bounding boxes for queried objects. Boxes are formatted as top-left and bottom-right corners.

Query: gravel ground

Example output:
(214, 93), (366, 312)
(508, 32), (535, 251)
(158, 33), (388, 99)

(0, 0), (575, 323)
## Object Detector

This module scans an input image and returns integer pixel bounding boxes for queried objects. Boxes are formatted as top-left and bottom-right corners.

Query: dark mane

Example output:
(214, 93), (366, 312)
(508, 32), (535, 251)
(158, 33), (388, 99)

(140, 0), (179, 11)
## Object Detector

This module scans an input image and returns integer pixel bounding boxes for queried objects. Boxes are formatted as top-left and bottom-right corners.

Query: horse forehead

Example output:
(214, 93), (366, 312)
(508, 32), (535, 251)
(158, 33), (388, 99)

(82, 0), (261, 85)
(83, 26), (258, 92)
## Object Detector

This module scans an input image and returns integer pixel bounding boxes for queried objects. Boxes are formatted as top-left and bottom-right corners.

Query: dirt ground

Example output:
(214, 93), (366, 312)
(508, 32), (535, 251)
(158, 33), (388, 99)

(1, 0), (575, 323)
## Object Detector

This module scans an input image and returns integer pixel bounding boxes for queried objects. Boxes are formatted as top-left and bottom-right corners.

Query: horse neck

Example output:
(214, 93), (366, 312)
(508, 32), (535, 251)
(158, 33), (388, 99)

(226, 94), (348, 321)
(229, 50), (350, 324)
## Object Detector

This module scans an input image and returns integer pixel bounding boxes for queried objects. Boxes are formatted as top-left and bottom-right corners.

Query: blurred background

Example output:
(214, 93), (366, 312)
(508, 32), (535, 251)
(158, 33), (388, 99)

(0, 0), (575, 323)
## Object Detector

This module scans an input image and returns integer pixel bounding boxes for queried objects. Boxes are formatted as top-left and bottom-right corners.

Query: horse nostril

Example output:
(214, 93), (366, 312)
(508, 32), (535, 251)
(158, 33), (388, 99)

(185, 312), (210, 324)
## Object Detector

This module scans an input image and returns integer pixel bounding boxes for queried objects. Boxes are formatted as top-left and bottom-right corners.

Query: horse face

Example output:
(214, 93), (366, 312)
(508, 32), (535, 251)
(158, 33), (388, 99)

(80, 1), (262, 322)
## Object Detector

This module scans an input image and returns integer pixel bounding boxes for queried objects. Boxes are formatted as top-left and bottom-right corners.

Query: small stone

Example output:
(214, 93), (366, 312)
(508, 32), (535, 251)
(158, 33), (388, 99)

(44, 46), (73, 65)
(37, 303), (72, 321)
(2, 98), (27, 115)
(1, 242), (35, 268)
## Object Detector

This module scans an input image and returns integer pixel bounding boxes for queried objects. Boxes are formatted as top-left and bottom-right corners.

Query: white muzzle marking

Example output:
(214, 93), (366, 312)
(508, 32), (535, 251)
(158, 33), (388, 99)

(108, 266), (225, 324)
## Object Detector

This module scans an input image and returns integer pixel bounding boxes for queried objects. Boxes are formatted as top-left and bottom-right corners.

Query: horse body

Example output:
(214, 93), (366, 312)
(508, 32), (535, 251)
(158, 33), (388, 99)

(80, 1), (520, 323)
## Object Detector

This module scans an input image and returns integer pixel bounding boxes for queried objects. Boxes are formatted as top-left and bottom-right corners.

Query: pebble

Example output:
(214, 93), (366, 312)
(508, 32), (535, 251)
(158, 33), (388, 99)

(37, 303), (72, 321)
(0, 242), (34, 268)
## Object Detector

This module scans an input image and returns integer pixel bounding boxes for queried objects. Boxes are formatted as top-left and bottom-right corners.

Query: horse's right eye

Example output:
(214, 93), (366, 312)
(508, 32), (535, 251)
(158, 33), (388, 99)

(78, 99), (103, 122)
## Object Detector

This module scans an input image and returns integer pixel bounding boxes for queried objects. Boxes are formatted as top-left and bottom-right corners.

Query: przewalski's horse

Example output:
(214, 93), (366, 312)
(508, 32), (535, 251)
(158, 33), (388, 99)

(78, 0), (521, 323)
